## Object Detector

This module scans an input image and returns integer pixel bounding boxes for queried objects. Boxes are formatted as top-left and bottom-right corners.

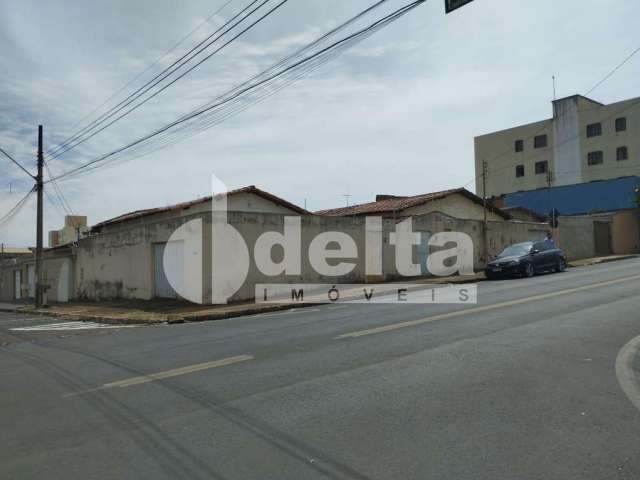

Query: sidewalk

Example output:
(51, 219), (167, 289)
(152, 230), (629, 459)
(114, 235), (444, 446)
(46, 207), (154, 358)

(1, 254), (636, 325)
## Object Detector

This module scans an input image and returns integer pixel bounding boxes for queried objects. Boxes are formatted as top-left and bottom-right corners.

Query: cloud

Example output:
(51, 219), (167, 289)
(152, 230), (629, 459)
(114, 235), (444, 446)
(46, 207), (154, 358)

(1, 0), (639, 246)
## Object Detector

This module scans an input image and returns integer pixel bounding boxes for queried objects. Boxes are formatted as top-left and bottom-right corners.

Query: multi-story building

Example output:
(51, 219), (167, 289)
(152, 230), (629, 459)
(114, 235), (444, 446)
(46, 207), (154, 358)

(474, 94), (640, 198)
(48, 215), (90, 247)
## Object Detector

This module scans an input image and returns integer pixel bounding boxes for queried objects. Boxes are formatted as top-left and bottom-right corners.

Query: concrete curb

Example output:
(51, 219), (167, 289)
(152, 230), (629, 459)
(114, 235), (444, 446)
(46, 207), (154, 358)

(568, 254), (638, 268)
(0, 281), (480, 325)
(2, 255), (635, 325)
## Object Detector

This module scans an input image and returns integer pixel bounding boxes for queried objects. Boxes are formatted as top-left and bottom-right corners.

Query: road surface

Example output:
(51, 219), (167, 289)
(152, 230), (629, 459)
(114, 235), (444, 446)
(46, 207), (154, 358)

(1, 258), (640, 479)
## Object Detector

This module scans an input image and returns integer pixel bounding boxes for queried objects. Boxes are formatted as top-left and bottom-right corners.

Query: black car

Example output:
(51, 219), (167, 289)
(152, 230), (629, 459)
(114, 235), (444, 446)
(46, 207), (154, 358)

(485, 240), (567, 280)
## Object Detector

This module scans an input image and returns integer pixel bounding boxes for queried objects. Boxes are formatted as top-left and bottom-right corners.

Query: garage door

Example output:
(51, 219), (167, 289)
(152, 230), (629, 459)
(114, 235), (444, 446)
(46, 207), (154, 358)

(14, 270), (21, 300)
(153, 242), (184, 299)
(27, 264), (35, 299)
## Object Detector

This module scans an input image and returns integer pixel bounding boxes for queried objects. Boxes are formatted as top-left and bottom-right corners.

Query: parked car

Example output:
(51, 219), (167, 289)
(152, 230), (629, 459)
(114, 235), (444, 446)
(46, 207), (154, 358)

(485, 240), (567, 280)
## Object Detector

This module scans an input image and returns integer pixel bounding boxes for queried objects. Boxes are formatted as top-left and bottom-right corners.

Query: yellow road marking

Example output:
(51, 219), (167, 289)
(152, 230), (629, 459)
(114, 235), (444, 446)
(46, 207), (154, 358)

(65, 355), (253, 396)
(336, 274), (640, 339)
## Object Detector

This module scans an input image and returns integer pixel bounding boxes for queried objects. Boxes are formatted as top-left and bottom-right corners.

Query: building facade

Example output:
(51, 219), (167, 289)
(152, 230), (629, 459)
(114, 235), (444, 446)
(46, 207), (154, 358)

(1, 186), (554, 304)
(475, 94), (640, 198)
(49, 215), (90, 247)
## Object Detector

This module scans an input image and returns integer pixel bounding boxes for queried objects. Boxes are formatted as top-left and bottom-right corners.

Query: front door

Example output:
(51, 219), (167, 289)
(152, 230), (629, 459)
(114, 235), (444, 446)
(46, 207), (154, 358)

(594, 222), (612, 256)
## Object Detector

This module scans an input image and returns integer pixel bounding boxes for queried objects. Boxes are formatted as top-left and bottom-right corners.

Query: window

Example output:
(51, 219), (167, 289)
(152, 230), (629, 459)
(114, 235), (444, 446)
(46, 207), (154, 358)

(617, 146), (629, 161)
(515, 139), (524, 152)
(587, 151), (604, 166)
(616, 117), (627, 132)
(586, 123), (602, 138)
(534, 135), (548, 149)
(515, 165), (525, 177)
(535, 161), (548, 175)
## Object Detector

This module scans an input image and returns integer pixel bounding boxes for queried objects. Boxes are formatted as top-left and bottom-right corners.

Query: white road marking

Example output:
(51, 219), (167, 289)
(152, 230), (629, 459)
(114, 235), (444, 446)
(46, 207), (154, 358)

(615, 335), (640, 413)
(11, 321), (136, 331)
(336, 274), (640, 339)
(65, 354), (253, 397)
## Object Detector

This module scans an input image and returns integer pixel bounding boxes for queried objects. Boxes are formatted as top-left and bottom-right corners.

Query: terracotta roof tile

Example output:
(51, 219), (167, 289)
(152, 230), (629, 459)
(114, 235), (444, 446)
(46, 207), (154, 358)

(316, 188), (510, 219)
(92, 186), (310, 231)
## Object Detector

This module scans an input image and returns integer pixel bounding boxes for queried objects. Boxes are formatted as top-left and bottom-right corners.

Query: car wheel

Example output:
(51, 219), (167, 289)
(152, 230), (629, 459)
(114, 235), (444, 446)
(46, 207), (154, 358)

(556, 258), (566, 273)
(524, 263), (535, 278)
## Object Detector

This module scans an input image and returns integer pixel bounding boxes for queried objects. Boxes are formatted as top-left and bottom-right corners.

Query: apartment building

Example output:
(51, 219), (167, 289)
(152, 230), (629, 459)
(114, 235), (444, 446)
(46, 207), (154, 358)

(475, 94), (640, 198)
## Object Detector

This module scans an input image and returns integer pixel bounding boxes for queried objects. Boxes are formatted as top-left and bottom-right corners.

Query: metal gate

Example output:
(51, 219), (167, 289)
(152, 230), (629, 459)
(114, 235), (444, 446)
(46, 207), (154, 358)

(594, 221), (612, 256)
(14, 270), (21, 300)
(27, 264), (35, 299)
(153, 241), (184, 299)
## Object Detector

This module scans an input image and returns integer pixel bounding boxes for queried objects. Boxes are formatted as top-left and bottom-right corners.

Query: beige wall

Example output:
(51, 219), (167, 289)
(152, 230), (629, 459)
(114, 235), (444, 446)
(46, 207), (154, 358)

(475, 95), (640, 198)
(611, 210), (640, 254)
(0, 210), (557, 304)
(578, 97), (640, 184)
(557, 216), (596, 261)
(402, 193), (506, 222)
(475, 119), (553, 197)
(70, 208), (548, 303)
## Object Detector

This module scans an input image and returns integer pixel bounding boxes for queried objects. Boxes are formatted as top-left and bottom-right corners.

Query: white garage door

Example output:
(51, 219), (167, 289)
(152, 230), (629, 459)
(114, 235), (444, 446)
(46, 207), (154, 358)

(14, 270), (21, 300)
(27, 264), (35, 299)
(153, 242), (184, 299)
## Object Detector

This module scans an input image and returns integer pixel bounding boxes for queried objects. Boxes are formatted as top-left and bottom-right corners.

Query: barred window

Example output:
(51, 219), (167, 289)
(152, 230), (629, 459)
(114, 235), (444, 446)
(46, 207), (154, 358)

(586, 123), (602, 138)
(587, 151), (604, 166)
(534, 135), (548, 149)
(617, 146), (628, 161)
(535, 161), (548, 175)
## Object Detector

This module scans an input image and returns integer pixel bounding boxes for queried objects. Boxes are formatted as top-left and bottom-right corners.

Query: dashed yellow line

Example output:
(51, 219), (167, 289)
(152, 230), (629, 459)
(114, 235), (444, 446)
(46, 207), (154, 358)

(336, 274), (640, 339)
(65, 355), (253, 397)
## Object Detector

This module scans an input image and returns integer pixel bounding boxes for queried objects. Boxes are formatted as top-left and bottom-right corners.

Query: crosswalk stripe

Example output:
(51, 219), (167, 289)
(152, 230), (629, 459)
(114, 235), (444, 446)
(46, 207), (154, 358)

(11, 322), (136, 331)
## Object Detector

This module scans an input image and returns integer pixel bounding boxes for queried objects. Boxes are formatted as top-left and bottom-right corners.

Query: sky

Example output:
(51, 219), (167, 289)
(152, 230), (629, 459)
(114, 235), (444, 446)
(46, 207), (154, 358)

(1, 0), (639, 247)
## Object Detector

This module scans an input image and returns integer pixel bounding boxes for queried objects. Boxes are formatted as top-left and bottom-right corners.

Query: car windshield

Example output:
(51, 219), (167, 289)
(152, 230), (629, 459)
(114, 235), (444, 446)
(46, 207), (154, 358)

(498, 244), (532, 258)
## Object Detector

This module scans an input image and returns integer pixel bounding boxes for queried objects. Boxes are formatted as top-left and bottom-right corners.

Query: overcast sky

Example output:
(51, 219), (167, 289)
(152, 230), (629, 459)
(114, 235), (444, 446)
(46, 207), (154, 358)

(1, 0), (639, 246)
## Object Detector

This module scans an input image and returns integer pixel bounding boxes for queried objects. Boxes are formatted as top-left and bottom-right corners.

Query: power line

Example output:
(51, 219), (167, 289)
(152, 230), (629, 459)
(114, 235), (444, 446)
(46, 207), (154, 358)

(46, 0), (276, 161)
(586, 44), (640, 96)
(44, 160), (74, 216)
(48, 0), (237, 151)
(0, 186), (36, 228)
(0, 146), (35, 180)
(463, 41), (640, 193)
(43, 185), (67, 219)
(50, 0), (425, 183)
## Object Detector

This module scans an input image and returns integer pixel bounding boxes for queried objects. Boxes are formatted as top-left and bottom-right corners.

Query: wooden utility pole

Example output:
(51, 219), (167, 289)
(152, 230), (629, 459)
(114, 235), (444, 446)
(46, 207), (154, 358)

(482, 160), (488, 261)
(35, 125), (44, 307)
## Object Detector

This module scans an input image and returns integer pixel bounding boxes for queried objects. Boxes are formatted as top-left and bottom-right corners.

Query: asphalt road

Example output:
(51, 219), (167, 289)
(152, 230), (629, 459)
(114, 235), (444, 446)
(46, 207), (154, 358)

(2, 258), (640, 480)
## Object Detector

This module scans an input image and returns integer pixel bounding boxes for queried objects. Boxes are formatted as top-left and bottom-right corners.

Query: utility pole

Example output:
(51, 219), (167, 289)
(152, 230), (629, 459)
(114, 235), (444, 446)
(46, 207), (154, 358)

(35, 125), (44, 307)
(482, 160), (488, 262)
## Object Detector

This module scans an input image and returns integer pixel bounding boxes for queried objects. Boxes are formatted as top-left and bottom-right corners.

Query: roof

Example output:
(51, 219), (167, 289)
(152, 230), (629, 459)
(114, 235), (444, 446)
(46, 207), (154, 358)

(0, 247), (32, 255)
(316, 188), (511, 219)
(552, 94), (604, 107)
(501, 206), (548, 223)
(92, 186), (310, 231)
(503, 176), (640, 216)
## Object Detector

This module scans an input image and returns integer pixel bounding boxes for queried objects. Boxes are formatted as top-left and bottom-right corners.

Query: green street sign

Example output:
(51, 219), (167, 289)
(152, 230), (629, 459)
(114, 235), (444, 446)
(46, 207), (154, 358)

(445, 0), (475, 14)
